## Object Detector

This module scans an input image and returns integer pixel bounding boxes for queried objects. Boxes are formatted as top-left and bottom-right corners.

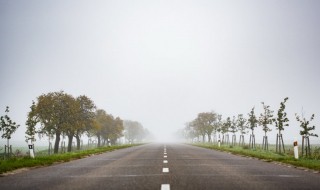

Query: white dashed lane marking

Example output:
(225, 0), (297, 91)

(162, 168), (169, 173)
(161, 146), (170, 190)
(161, 184), (170, 190)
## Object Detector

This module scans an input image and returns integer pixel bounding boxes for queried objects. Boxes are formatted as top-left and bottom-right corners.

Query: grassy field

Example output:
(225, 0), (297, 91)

(193, 143), (320, 171)
(0, 144), (139, 174)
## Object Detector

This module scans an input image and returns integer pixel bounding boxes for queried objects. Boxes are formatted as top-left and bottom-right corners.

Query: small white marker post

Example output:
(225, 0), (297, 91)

(294, 138), (299, 159)
(28, 141), (35, 158)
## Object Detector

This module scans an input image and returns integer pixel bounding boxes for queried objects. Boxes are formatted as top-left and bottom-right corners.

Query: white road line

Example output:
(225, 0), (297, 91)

(163, 160), (168, 164)
(162, 168), (169, 173)
(68, 174), (164, 178)
(164, 152), (167, 155)
(164, 155), (167, 158)
(161, 184), (170, 190)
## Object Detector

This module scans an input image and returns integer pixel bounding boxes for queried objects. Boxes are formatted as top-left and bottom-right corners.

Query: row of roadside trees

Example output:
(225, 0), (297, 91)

(26, 91), (96, 153)
(123, 120), (151, 144)
(182, 97), (318, 156)
(1, 91), (149, 155)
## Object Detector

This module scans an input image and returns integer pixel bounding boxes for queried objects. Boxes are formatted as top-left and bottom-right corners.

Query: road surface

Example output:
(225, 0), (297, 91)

(0, 143), (319, 189)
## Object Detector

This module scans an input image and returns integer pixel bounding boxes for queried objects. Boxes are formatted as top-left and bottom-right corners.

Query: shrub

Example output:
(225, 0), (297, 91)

(13, 149), (24, 157)
(243, 145), (249, 149)
(312, 147), (320, 159)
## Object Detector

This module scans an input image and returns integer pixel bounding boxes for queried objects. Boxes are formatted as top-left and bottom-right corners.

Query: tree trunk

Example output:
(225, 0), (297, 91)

(276, 134), (279, 153)
(97, 135), (101, 147)
(207, 133), (211, 142)
(278, 130), (281, 153)
(54, 131), (61, 154)
(301, 136), (304, 157)
(76, 135), (81, 150)
(6, 138), (10, 158)
(202, 135), (205, 142)
(67, 134), (73, 152)
(307, 136), (311, 157)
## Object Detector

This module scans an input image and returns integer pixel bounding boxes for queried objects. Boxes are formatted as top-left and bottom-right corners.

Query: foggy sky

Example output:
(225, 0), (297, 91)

(1, 0), (320, 145)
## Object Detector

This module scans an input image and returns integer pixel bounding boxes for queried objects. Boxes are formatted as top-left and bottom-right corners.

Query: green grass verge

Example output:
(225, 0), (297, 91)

(192, 143), (320, 171)
(0, 144), (139, 174)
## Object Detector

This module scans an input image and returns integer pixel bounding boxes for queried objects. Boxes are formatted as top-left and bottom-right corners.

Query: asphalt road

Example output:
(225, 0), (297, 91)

(0, 143), (319, 190)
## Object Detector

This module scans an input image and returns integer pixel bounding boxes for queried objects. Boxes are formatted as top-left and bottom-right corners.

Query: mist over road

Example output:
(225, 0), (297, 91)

(0, 143), (319, 190)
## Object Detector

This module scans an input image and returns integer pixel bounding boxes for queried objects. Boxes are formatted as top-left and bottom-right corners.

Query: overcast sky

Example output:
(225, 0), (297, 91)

(1, 0), (320, 145)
